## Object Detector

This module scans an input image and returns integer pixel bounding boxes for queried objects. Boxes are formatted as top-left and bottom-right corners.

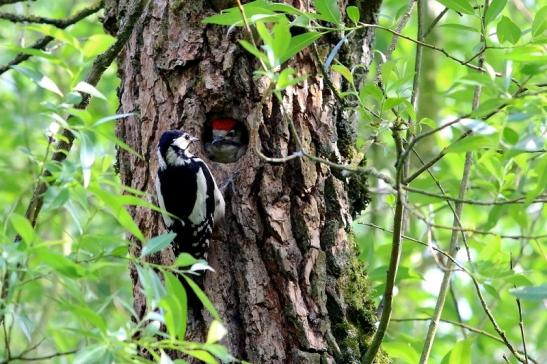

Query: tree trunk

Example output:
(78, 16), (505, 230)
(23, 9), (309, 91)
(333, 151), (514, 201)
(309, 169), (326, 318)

(105, 0), (385, 362)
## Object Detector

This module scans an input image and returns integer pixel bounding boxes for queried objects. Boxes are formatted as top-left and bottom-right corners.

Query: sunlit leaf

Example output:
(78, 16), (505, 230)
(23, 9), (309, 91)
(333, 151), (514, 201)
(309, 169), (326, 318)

(10, 213), (37, 245)
(75, 81), (107, 100)
(497, 16), (521, 44)
(435, 0), (474, 15)
(184, 276), (220, 320)
(314, 0), (341, 24)
(346, 5), (360, 24)
(485, 0), (507, 25)
(281, 31), (322, 63)
(207, 320), (227, 343)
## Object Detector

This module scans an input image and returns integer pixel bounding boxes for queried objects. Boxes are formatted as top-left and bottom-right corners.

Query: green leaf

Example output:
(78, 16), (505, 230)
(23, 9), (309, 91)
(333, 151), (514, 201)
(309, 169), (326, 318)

(141, 232), (177, 257)
(82, 34), (115, 58)
(346, 6), (360, 24)
(10, 213), (37, 245)
(435, 0), (474, 15)
(281, 31), (322, 63)
(184, 276), (220, 320)
(332, 64), (353, 85)
(239, 40), (269, 66)
(74, 81), (106, 100)
(160, 272), (187, 340)
(485, 0), (507, 25)
(202, 1), (276, 26)
(174, 253), (199, 267)
(497, 16), (521, 44)
(206, 320), (228, 344)
(27, 24), (80, 49)
(207, 320), (228, 343)
(79, 132), (96, 188)
(185, 350), (218, 364)
(383, 97), (406, 111)
(441, 339), (472, 364)
(532, 6), (547, 37)
(272, 17), (291, 65)
(438, 23), (479, 33)
(509, 285), (547, 300)
(39, 250), (85, 278)
(446, 135), (497, 153)
(314, 0), (341, 24)
(74, 345), (107, 364)
(92, 113), (134, 127)
(136, 265), (166, 307)
(382, 342), (419, 364)
(502, 127), (519, 145)
(66, 303), (107, 332)
(11, 66), (63, 96)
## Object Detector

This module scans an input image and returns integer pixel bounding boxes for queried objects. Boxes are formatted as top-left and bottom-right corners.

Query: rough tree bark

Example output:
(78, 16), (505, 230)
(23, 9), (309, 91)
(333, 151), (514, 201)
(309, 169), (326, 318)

(104, 0), (385, 362)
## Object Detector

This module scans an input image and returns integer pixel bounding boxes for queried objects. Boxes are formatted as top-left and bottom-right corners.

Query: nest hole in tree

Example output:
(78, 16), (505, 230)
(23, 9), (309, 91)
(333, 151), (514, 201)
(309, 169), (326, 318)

(202, 115), (248, 163)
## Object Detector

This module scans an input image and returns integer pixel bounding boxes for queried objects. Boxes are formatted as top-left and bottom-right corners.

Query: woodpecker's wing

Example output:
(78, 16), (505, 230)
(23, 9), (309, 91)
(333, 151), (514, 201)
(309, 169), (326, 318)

(155, 175), (174, 228)
(198, 159), (225, 223)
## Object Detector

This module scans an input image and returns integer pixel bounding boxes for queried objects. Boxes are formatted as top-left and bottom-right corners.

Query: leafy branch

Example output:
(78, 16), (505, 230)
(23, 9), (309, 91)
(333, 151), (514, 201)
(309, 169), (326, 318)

(0, 0), (104, 75)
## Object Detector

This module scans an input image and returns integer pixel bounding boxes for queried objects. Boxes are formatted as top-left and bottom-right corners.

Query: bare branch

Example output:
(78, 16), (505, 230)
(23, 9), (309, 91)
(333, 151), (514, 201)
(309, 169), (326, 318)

(0, 0), (104, 75)
(1, 0), (146, 328)
(422, 7), (448, 38)
(1, 350), (77, 363)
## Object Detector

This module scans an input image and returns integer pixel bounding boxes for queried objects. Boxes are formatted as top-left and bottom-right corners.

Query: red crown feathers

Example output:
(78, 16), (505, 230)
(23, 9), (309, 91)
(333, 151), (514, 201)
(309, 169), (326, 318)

(211, 118), (238, 131)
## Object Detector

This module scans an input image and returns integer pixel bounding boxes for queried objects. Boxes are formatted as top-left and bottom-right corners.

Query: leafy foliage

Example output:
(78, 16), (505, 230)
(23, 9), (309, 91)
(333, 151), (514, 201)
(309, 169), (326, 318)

(0, 0), (545, 363)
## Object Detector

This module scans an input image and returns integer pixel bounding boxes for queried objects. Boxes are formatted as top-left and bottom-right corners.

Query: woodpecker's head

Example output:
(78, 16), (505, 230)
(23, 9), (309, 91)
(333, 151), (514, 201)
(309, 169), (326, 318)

(158, 130), (198, 168)
(205, 119), (246, 163)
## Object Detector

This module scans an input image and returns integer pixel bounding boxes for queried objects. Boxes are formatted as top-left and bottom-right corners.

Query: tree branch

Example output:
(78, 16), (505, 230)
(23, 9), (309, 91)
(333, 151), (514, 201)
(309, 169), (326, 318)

(0, 0), (34, 6)
(0, 0), (104, 75)
(0, 0), (145, 328)
(405, 186), (546, 206)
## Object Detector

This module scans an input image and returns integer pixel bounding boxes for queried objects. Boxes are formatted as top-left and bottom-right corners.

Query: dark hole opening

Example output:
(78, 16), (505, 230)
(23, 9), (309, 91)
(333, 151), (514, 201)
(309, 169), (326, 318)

(202, 116), (248, 163)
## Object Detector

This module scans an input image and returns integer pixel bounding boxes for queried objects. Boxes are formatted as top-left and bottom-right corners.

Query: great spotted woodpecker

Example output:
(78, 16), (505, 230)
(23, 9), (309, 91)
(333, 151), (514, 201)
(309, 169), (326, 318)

(155, 130), (225, 260)
(204, 118), (246, 163)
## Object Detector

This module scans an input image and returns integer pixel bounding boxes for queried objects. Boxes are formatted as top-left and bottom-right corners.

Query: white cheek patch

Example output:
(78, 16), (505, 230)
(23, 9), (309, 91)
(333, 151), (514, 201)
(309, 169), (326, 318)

(173, 136), (191, 150)
(188, 167), (207, 225)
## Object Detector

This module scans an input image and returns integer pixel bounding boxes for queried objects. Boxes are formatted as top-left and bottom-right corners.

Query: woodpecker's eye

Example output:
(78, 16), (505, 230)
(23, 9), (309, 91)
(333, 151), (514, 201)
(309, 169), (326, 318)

(185, 135), (190, 140)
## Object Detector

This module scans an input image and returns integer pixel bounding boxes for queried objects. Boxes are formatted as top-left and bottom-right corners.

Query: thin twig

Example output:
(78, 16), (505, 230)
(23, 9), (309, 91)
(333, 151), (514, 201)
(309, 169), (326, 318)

(362, 2), (416, 362)
(405, 186), (546, 206)
(0, 0), (145, 328)
(363, 222), (533, 363)
(402, 207), (547, 240)
(0, 350), (77, 363)
(422, 7), (448, 38)
(404, 130), (472, 183)
(360, 22), (520, 86)
(419, 151), (473, 363)
(0, 8), (102, 28)
(0, 0), (104, 75)
(511, 256), (529, 363)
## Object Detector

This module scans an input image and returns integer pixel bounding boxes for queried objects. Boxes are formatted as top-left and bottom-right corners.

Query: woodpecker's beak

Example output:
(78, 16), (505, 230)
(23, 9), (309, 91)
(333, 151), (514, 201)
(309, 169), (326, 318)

(190, 136), (199, 143)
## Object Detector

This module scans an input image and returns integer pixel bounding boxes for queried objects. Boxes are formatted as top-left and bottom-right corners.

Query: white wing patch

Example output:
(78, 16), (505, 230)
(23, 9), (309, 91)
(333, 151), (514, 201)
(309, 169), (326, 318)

(188, 167), (208, 225)
(213, 184), (225, 223)
(155, 175), (173, 227)
(197, 158), (225, 223)
(157, 149), (167, 170)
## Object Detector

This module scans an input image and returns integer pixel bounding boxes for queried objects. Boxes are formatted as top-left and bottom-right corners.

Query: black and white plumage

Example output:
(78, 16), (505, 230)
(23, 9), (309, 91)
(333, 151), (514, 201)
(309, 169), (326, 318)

(155, 130), (225, 260)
